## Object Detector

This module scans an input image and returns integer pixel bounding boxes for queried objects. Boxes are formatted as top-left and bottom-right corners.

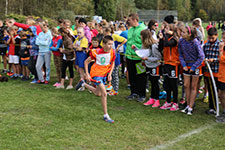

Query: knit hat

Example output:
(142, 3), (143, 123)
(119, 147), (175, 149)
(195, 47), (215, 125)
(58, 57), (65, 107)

(164, 15), (174, 24)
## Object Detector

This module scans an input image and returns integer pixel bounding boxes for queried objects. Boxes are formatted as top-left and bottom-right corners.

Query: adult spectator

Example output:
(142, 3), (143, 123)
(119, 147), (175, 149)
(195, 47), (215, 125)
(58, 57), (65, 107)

(126, 13), (147, 102)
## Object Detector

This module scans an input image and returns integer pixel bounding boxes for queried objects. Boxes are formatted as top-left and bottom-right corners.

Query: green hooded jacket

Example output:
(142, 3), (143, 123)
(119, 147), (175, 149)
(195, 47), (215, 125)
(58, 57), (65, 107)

(126, 23), (146, 60)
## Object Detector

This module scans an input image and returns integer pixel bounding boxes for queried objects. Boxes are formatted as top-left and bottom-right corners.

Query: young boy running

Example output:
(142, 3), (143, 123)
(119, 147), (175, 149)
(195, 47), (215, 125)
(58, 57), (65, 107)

(75, 35), (115, 123)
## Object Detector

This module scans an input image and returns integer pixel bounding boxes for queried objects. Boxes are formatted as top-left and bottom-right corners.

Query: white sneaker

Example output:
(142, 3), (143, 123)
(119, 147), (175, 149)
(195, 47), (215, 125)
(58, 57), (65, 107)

(56, 85), (65, 89)
(66, 85), (73, 90)
(78, 86), (85, 91)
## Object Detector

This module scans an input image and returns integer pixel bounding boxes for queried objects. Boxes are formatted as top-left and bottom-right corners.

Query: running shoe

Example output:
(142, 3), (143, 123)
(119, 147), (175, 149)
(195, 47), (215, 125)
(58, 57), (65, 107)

(144, 98), (155, 106)
(160, 102), (172, 110)
(152, 100), (160, 108)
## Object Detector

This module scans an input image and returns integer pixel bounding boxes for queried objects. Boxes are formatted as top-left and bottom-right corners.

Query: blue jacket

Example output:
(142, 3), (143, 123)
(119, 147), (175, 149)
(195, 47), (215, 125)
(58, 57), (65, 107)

(36, 30), (52, 53)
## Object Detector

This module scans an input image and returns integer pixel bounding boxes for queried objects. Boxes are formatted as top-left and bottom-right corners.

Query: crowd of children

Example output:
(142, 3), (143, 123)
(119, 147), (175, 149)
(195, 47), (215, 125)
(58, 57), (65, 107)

(0, 14), (225, 123)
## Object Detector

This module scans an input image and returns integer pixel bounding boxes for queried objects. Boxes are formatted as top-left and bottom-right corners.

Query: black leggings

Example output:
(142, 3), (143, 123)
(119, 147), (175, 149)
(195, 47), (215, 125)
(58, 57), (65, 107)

(120, 53), (125, 75)
(164, 76), (178, 103)
(28, 56), (38, 80)
(61, 60), (74, 79)
(149, 74), (160, 99)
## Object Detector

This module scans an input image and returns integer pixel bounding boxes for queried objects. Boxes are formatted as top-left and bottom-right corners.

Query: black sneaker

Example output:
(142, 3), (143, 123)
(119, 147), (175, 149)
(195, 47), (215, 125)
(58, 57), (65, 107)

(137, 96), (146, 103)
(126, 93), (139, 100)
(205, 109), (216, 115)
(75, 80), (85, 91)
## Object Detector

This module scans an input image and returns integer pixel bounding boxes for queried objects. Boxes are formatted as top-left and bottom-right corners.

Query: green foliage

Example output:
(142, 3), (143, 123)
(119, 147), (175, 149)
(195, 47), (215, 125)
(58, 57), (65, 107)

(96, 0), (117, 21)
(198, 9), (208, 21)
(115, 0), (136, 20)
(5, 14), (27, 23)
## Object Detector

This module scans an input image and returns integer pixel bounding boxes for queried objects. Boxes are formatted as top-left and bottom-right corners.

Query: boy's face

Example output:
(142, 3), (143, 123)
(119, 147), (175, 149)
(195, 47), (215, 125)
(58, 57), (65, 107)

(77, 29), (84, 38)
(52, 32), (58, 37)
(103, 40), (113, 52)
(79, 22), (86, 28)
(208, 34), (218, 43)
(92, 40), (99, 48)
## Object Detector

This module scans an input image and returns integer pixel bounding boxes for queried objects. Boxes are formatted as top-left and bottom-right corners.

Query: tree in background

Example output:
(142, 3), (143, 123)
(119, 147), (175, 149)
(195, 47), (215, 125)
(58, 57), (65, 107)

(115, 0), (136, 20)
(95, 0), (116, 21)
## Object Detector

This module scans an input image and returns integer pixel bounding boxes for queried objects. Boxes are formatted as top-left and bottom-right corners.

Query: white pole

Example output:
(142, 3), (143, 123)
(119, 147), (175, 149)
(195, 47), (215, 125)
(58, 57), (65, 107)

(205, 60), (220, 117)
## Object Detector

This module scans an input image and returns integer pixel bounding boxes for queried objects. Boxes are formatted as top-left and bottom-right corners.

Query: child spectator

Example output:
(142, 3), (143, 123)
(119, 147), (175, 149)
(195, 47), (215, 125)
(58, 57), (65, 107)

(19, 31), (30, 81)
(35, 21), (52, 84)
(50, 27), (63, 87)
(179, 26), (205, 115)
(216, 32), (225, 123)
(203, 27), (220, 115)
(7, 26), (20, 79)
(134, 29), (162, 107)
(27, 27), (39, 83)
(56, 27), (75, 89)
(75, 35), (116, 123)
(79, 18), (92, 44)
(159, 23), (180, 110)
(73, 27), (89, 82)
(0, 21), (8, 73)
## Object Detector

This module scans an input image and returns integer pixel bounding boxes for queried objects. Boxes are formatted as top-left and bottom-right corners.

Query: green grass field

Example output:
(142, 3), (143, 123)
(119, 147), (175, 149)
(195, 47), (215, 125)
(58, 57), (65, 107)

(0, 60), (225, 150)
(0, 24), (225, 150)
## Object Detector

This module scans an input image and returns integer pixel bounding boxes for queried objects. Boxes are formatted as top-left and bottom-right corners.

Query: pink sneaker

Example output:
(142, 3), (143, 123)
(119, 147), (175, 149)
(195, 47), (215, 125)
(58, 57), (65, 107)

(144, 98), (155, 106)
(53, 82), (59, 87)
(152, 100), (160, 108)
(55, 83), (61, 87)
(160, 102), (172, 110)
(170, 103), (179, 111)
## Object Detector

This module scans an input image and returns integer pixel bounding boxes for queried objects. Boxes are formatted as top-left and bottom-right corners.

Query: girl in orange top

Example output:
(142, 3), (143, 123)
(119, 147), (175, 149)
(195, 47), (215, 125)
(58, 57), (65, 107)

(159, 23), (180, 111)
(217, 32), (225, 117)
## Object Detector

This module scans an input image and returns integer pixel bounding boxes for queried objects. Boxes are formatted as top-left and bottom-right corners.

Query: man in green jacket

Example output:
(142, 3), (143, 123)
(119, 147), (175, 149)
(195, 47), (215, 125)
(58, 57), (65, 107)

(126, 13), (147, 102)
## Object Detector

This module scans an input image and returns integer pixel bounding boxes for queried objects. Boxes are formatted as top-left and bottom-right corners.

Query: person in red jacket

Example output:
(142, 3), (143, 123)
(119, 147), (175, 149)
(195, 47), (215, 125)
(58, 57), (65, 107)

(9, 17), (42, 35)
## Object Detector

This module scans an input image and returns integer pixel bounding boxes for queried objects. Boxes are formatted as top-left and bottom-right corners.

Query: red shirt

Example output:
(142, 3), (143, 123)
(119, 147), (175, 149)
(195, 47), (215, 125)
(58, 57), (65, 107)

(51, 35), (62, 56)
(8, 35), (20, 55)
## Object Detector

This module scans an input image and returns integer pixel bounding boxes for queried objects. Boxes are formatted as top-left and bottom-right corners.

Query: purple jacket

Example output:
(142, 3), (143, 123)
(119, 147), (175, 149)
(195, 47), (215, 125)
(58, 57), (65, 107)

(178, 38), (205, 71)
(84, 26), (91, 43)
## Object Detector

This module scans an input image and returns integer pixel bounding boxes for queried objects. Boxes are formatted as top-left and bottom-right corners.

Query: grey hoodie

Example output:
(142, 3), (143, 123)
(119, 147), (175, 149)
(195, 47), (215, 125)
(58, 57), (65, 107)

(144, 44), (162, 68)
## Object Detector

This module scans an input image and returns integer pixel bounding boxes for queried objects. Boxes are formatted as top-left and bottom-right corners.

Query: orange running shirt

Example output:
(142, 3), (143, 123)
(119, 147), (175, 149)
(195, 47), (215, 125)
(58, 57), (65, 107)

(90, 48), (116, 77)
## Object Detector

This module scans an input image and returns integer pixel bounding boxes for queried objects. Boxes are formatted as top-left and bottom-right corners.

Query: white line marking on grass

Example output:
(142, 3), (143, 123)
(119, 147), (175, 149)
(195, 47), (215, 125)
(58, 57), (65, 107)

(149, 123), (216, 150)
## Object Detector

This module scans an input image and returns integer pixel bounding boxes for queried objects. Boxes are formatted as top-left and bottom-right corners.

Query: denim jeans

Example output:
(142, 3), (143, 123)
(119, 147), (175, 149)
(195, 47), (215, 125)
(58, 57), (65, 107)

(36, 51), (51, 81)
